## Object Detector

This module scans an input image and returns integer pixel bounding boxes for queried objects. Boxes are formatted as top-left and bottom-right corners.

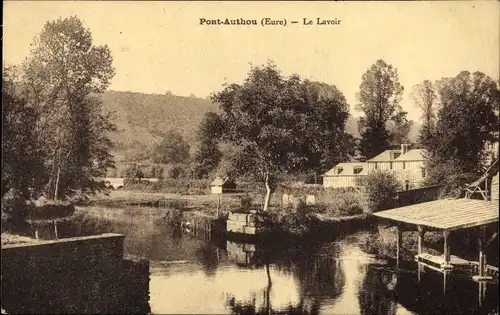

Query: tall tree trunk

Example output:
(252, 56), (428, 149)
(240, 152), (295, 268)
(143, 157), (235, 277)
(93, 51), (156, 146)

(54, 167), (61, 201)
(263, 173), (272, 212)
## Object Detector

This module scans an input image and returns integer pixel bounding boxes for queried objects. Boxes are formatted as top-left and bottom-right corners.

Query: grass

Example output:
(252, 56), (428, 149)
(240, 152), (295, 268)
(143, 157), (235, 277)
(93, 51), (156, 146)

(1, 232), (41, 246)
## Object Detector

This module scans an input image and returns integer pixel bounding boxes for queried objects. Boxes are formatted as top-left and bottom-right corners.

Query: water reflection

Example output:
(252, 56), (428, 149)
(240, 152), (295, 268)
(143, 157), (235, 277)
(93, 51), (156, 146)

(64, 208), (498, 315)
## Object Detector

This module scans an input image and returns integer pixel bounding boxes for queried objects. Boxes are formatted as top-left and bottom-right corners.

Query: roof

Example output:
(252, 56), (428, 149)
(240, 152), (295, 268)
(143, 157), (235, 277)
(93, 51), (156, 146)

(373, 198), (499, 231)
(211, 176), (229, 186)
(324, 162), (368, 176)
(367, 150), (402, 162)
(395, 149), (427, 161)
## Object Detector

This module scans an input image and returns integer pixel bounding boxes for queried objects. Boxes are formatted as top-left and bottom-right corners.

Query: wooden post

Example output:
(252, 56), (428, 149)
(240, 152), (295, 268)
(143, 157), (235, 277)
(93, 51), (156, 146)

(35, 228), (39, 240)
(54, 220), (58, 240)
(443, 270), (448, 295)
(417, 225), (425, 255)
(485, 177), (488, 201)
(479, 227), (485, 277)
(443, 230), (450, 267)
(396, 227), (402, 268)
(217, 196), (221, 217)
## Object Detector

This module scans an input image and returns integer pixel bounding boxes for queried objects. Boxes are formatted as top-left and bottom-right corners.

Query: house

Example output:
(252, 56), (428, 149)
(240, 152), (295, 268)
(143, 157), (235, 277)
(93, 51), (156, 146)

(392, 148), (427, 188)
(210, 177), (237, 194)
(322, 162), (368, 188)
(323, 144), (427, 189)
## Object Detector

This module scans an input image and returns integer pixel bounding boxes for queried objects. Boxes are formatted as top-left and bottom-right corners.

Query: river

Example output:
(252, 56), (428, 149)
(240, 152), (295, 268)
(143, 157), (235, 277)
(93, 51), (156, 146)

(52, 208), (499, 314)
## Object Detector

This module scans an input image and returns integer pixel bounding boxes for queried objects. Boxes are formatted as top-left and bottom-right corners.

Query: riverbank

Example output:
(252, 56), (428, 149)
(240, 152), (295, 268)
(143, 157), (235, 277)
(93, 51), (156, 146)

(1, 233), (41, 246)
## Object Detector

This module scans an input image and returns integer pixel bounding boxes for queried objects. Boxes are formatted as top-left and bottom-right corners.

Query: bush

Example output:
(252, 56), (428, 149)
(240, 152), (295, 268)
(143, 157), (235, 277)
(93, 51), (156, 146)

(1, 188), (30, 224)
(166, 165), (186, 179)
(356, 170), (402, 212)
(240, 194), (253, 209)
(439, 172), (476, 198)
(28, 200), (76, 220)
(164, 209), (184, 227)
(278, 188), (365, 217)
(123, 177), (211, 194)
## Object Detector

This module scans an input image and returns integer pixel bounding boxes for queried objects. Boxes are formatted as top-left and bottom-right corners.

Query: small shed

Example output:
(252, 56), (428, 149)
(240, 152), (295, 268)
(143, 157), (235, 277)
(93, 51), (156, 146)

(210, 177), (236, 194)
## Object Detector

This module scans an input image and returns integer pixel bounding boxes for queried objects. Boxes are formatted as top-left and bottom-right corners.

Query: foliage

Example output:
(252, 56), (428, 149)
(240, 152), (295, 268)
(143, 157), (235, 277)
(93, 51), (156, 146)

(240, 194), (253, 209)
(99, 88), (365, 164)
(164, 209), (184, 227)
(257, 210), (312, 237)
(165, 164), (186, 179)
(411, 80), (438, 147)
(122, 177), (211, 194)
(20, 16), (116, 200)
(193, 112), (223, 178)
(1, 188), (33, 225)
(28, 202), (76, 221)
(2, 67), (47, 202)
(423, 71), (499, 185)
(357, 227), (442, 260)
(210, 61), (352, 211)
(123, 165), (144, 182)
(356, 170), (402, 212)
(1, 233), (41, 246)
(151, 130), (190, 165)
(356, 59), (409, 159)
(278, 187), (365, 217)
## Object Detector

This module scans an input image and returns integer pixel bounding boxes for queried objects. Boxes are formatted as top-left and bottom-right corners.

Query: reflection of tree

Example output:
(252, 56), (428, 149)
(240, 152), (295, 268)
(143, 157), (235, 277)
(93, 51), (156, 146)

(357, 266), (398, 315)
(224, 239), (347, 315)
(295, 256), (345, 299)
(195, 242), (220, 277)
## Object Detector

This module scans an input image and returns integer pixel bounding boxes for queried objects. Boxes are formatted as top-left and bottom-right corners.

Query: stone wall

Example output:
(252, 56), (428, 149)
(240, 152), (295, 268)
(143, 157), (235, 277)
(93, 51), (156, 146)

(1, 233), (150, 314)
(226, 212), (259, 234)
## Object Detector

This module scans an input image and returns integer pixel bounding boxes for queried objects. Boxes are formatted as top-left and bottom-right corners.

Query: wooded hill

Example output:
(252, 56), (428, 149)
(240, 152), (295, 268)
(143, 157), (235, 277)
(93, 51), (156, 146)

(101, 90), (419, 163)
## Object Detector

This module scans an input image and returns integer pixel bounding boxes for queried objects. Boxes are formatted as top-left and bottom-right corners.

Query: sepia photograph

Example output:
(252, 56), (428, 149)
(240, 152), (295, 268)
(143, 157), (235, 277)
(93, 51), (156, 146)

(2, 1), (499, 314)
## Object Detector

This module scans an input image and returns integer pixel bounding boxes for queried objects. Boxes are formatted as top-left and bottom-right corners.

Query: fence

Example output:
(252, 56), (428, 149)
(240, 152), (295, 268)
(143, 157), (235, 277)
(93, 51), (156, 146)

(394, 185), (444, 208)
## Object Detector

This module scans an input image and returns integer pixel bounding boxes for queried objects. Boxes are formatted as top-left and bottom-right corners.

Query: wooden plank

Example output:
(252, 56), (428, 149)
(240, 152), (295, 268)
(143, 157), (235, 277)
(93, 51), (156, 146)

(374, 198), (498, 231)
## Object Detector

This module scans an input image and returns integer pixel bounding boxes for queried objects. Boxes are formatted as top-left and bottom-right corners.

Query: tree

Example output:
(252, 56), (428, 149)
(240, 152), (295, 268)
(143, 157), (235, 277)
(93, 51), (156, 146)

(211, 62), (351, 211)
(151, 130), (190, 164)
(123, 165), (144, 185)
(424, 71), (499, 184)
(193, 112), (223, 178)
(356, 170), (402, 212)
(22, 16), (116, 200)
(411, 80), (438, 146)
(356, 60), (407, 159)
(2, 66), (46, 222)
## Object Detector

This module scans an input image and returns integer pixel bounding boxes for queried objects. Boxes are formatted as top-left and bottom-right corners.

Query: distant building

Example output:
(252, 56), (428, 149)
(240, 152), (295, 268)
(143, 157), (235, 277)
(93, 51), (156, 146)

(210, 177), (237, 194)
(323, 162), (367, 188)
(323, 144), (427, 189)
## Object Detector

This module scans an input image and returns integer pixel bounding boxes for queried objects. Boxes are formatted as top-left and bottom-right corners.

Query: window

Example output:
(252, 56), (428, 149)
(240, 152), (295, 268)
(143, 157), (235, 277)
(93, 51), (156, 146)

(353, 167), (364, 175)
(403, 162), (406, 170)
(374, 163), (378, 170)
(390, 162), (393, 170)
(392, 152), (401, 160)
(337, 168), (344, 174)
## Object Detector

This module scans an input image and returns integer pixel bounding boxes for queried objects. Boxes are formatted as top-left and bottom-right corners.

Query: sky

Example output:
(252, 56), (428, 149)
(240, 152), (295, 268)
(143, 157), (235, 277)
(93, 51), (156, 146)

(3, 1), (499, 120)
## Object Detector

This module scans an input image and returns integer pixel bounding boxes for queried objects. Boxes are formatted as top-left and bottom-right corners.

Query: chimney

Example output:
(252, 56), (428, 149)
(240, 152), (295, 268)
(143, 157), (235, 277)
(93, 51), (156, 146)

(401, 144), (410, 155)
